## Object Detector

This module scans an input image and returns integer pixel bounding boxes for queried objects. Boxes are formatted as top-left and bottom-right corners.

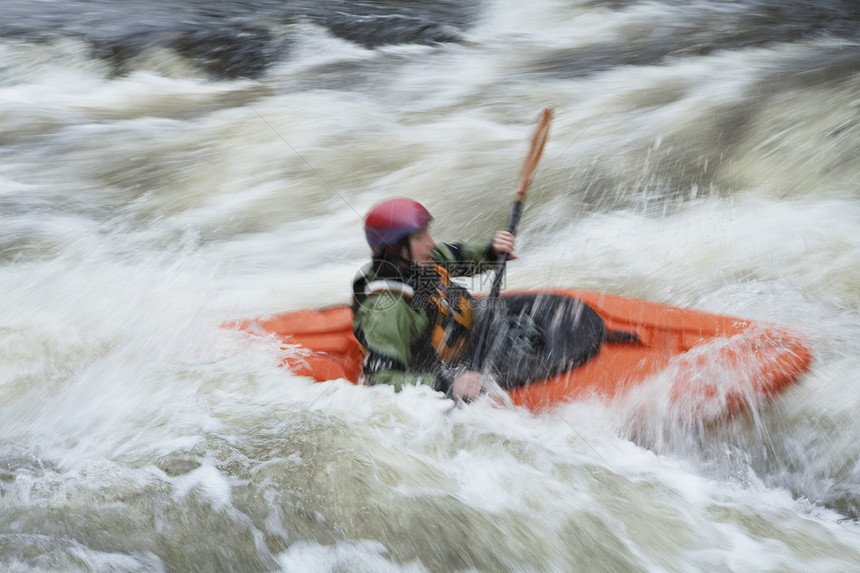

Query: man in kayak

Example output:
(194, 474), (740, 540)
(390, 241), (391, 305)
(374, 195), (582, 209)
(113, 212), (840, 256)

(352, 198), (516, 401)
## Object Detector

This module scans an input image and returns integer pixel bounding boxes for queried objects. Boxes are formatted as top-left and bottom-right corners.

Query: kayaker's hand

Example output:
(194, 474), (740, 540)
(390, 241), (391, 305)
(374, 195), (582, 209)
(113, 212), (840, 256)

(492, 231), (517, 260)
(452, 371), (483, 401)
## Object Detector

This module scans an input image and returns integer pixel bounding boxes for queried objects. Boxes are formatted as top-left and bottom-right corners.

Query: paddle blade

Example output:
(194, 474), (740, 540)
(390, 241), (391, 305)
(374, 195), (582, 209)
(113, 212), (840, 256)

(515, 107), (553, 202)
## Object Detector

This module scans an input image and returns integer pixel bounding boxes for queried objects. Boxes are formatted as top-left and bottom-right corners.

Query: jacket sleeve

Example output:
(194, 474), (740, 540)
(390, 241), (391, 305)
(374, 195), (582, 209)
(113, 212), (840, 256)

(353, 292), (441, 391)
(432, 241), (495, 277)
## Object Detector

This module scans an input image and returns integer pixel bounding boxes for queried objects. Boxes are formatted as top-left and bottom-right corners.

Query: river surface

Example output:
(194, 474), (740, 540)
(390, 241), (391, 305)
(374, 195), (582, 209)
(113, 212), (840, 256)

(2, 0), (860, 571)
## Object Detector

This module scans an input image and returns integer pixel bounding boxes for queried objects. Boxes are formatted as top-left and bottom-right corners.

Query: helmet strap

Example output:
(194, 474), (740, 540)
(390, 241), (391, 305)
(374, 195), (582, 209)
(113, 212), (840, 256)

(394, 236), (414, 272)
(374, 237), (414, 275)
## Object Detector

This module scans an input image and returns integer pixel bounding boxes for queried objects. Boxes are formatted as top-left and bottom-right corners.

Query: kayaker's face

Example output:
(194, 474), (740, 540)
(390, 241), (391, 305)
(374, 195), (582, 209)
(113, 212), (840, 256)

(409, 228), (436, 268)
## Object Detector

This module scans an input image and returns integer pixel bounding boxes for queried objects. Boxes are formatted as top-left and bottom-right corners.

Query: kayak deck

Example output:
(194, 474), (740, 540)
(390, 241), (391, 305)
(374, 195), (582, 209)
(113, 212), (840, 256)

(505, 289), (811, 416)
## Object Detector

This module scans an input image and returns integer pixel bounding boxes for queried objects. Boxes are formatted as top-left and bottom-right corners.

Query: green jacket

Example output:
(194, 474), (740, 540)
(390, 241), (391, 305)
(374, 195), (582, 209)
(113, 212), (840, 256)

(352, 241), (496, 391)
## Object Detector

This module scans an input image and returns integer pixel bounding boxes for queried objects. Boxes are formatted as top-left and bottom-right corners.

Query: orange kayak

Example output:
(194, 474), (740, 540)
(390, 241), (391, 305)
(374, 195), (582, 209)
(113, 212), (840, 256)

(229, 288), (812, 417)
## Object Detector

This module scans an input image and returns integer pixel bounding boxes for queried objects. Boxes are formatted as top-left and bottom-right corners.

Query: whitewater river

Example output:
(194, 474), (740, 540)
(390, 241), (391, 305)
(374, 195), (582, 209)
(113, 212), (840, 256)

(2, 0), (860, 571)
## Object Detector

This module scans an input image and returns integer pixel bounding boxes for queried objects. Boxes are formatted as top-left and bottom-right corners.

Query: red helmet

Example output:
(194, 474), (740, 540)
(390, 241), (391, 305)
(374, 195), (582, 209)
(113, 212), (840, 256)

(364, 198), (432, 255)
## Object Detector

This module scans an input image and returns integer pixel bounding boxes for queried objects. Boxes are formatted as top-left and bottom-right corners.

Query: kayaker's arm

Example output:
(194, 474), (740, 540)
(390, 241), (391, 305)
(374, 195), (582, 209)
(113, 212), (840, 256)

(432, 241), (494, 277)
(434, 233), (515, 277)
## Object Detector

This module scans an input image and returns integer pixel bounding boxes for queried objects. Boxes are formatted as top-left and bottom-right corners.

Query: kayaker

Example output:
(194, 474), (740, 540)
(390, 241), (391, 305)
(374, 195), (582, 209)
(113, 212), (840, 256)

(352, 197), (516, 401)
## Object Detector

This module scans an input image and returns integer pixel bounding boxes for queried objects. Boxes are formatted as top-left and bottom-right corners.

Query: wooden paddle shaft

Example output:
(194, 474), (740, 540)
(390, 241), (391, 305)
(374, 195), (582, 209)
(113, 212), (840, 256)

(470, 108), (553, 371)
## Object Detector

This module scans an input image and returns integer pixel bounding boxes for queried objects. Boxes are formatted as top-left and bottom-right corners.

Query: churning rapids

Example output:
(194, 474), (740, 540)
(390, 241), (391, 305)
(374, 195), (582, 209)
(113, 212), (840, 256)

(2, 0), (860, 571)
